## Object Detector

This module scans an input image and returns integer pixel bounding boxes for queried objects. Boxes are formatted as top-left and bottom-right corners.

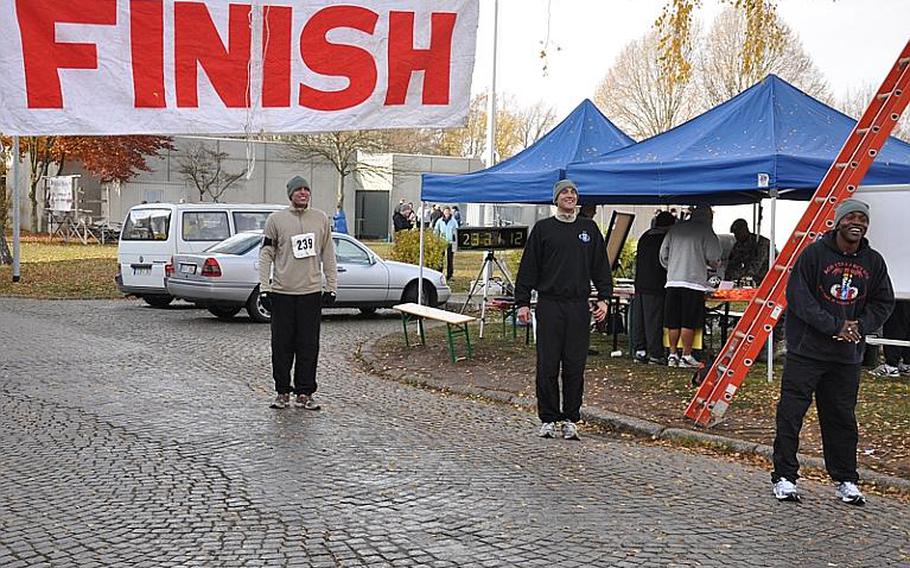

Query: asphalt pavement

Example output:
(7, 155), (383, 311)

(0, 298), (907, 567)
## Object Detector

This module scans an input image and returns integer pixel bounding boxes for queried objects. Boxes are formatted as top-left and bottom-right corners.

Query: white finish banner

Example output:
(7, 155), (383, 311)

(0, 0), (479, 136)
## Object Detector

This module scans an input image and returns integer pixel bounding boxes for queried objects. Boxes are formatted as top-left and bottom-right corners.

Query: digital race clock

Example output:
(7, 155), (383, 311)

(456, 226), (528, 250)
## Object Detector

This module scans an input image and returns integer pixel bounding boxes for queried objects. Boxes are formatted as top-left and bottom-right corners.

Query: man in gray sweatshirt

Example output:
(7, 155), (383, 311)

(659, 206), (722, 368)
(259, 176), (337, 410)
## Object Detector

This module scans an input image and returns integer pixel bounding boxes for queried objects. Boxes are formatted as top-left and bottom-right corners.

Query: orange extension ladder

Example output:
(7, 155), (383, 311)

(685, 39), (910, 427)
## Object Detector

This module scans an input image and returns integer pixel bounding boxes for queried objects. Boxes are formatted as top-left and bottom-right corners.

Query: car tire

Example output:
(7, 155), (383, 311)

(401, 281), (437, 307)
(359, 307), (377, 316)
(143, 294), (173, 308)
(246, 289), (271, 323)
(207, 305), (242, 321)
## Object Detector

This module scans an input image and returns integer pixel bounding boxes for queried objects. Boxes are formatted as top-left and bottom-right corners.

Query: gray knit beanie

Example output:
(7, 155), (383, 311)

(286, 176), (310, 199)
(553, 179), (579, 204)
(834, 198), (870, 225)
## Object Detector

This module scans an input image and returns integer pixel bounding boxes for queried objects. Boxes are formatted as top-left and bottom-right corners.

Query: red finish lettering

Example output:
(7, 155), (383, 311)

(298, 6), (378, 111)
(385, 11), (456, 106)
(262, 5), (292, 108)
(130, 0), (166, 108)
(15, 0), (117, 109)
(174, 2), (252, 108)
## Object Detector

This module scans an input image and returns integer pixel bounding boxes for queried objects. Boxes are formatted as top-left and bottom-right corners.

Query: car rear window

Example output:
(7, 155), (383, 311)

(122, 208), (171, 241)
(233, 211), (274, 232)
(206, 232), (263, 255)
(182, 211), (230, 241)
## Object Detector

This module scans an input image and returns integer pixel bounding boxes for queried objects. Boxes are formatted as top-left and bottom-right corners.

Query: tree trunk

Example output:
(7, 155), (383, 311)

(0, 232), (12, 265)
(336, 173), (346, 210)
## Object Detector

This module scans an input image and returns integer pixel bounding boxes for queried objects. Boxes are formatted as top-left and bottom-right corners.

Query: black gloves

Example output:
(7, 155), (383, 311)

(259, 291), (272, 312)
(321, 291), (336, 307)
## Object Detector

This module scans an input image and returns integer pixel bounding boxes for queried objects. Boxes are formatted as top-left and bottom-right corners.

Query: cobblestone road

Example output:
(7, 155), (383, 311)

(0, 298), (908, 567)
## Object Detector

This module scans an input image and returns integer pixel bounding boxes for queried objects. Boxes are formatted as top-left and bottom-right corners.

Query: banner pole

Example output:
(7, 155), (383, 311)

(12, 136), (21, 283)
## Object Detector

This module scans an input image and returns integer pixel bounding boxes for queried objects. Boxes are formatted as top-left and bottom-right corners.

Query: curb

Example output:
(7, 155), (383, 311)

(358, 333), (910, 495)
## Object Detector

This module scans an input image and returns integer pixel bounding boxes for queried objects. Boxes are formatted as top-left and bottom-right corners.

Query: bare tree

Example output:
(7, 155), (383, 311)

(593, 30), (698, 140)
(177, 143), (247, 203)
(435, 94), (489, 159)
(434, 94), (557, 160)
(515, 101), (557, 150)
(837, 84), (910, 142)
(283, 131), (390, 211)
(694, 7), (830, 111)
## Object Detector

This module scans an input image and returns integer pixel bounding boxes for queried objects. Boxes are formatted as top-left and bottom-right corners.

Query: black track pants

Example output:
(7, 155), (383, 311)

(270, 292), (322, 396)
(535, 298), (591, 423)
(882, 301), (910, 366)
(632, 292), (665, 359)
(771, 352), (861, 483)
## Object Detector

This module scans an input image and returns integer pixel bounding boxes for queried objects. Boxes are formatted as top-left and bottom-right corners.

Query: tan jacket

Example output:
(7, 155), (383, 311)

(259, 205), (337, 295)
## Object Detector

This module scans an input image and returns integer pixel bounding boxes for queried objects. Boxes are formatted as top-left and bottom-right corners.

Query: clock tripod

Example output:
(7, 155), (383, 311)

(460, 249), (515, 338)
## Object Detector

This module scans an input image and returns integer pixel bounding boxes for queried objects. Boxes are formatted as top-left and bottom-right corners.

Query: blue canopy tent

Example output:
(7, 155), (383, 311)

(421, 99), (635, 203)
(567, 75), (910, 205)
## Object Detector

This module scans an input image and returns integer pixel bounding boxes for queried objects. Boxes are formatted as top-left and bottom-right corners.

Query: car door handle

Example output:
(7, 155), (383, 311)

(337, 267), (347, 272)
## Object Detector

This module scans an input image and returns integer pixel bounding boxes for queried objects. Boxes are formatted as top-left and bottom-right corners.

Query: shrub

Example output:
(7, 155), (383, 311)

(390, 229), (446, 271)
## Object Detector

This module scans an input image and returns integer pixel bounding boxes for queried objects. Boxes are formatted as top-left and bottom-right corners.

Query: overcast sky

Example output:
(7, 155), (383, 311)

(471, 0), (910, 117)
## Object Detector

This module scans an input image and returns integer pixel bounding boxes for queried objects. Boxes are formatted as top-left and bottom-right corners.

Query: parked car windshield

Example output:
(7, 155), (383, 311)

(205, 232), (262, 255)
(122, 208), (171, 241)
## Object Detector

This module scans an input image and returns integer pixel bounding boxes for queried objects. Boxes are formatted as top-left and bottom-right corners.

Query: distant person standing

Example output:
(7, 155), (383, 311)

(434, 206), (458, 280)
(771, 199), (893, 505)
(659, 205), (722, 368)
(393, 203), (414, 233)
(515, 179), (613, 441)
(632, 211), (676, 364)
(259, 176), (337, 410)
(452, 205), (462, 226)
(726, 218), (771, 284)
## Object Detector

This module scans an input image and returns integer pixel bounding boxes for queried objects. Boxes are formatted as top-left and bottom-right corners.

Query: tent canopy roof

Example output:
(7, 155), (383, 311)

(421, 99), (634, 203)
(566, 75), (910, 205)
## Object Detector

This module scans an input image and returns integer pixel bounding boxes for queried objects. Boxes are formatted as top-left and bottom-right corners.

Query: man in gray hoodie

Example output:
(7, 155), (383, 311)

(659, 206), (722, 368)
(259, 176), (337, 410)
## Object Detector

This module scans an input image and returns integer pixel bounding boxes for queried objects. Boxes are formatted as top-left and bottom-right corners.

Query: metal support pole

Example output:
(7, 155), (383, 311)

(484, 0), (499, 170)
(767, 190), (778, 382)
(417, 201), (425, 306)
(12, 137), (21, 283)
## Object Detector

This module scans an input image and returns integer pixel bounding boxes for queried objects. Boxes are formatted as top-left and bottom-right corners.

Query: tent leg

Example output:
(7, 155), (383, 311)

(767, 190), (778, 383)
(418, 201), (425, 306)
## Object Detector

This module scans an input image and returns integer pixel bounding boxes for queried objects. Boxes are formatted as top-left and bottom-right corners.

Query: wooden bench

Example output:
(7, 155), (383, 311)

(393, 303), (477, 363)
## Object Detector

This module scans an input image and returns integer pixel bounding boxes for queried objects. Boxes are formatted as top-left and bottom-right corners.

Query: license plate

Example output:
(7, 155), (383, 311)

(132, 267), (151, 276)
(179, 263), (197, 275)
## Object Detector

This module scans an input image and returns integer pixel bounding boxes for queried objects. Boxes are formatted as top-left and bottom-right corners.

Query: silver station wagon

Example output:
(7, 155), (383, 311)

(165, 231), (451, 322)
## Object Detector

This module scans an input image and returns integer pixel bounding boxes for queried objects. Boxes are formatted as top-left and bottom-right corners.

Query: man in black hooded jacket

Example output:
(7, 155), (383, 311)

(770, 199), (894, 505)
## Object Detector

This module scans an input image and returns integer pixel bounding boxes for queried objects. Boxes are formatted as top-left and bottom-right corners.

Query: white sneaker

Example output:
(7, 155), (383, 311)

(835, 481), (866, 506)
(678, 355), (703, 369)
(667, 354), (679, 368)
(562, 421), (580, 441)
(538, 422), (556, 438)
(772, 478), (801, 502)
(870, 364), (899, 378)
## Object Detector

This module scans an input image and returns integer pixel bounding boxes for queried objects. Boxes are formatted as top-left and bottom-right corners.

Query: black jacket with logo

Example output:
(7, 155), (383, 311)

(515, 217), (613, 306)
(785, 230), (894, 364)
(634, 227), (669, 294)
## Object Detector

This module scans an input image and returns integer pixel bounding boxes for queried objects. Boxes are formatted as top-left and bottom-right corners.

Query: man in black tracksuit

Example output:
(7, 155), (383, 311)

(515, 179), (613, 441)
(771, 199), (893, 505)
(632, 211), (676, 364)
